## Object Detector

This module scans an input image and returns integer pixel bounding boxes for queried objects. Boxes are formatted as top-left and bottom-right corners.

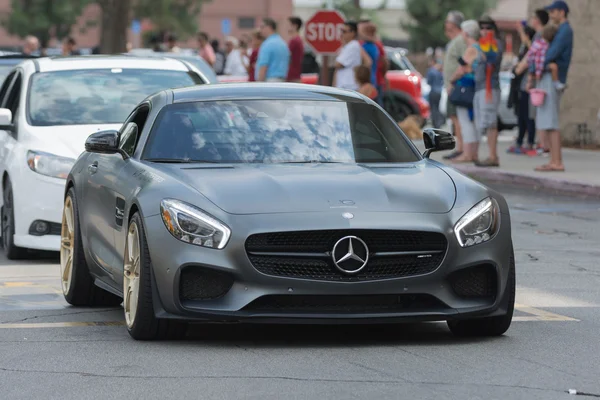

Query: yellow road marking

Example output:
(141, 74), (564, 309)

(1, 282), (35, 287)
(514, 303), (578, 321)
(0, 321), (124, 329)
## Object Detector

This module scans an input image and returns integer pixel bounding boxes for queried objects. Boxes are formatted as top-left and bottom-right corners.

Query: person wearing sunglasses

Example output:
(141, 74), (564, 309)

(333, 21), (372, 90)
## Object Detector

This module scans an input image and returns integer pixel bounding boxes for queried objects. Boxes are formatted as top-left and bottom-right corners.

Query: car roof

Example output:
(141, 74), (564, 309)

(32, 55), (191, 73)
(170, 83), (368, 103)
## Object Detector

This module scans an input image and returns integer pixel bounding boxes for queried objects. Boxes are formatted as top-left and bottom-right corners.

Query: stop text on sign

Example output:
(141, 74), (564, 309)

(306, 22), (344, 42)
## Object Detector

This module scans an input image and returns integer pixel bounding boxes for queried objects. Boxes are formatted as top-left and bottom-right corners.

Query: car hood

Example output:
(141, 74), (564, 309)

(27, 124), (123, 159)
(164, 161), (456, 215)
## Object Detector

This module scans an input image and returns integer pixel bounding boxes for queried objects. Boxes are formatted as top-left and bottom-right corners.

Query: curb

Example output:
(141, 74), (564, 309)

(451, 164), (600, 198)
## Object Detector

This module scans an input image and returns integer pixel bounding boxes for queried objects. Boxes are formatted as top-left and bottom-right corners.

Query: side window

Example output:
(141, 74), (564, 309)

(0, 71), (16, 106)
(4, 73), (22, 122)
(119, 122), (139, 156)
(118, 105), (149, 156)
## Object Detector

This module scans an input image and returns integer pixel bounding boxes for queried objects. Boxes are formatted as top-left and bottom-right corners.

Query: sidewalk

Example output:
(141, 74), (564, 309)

(413, 132), (600, 197)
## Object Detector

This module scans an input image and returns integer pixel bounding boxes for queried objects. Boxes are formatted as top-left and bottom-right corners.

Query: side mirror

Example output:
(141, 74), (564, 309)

(422, 128), (455, 158)
(0, 108), (13, 130)
(85, 130), (119, 154)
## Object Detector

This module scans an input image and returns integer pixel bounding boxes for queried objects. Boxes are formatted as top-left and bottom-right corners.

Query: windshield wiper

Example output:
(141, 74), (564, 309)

(145, 158), (217, 164)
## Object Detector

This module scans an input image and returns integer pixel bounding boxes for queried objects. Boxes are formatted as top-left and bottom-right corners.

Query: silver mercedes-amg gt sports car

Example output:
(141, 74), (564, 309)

(61, 83), (515, 340)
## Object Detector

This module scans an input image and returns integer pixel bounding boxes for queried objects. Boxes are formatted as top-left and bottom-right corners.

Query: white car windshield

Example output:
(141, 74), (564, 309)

(143, 100), (420, 164)
(28, 69), (203, 126)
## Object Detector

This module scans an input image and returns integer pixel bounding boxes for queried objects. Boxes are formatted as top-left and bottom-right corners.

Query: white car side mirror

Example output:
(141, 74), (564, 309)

(0, 108), (12, 130)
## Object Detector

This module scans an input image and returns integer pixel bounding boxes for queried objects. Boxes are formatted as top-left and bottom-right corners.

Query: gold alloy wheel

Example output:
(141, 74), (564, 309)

(60, 196), (75, 295)
(123, 222), (141, 328)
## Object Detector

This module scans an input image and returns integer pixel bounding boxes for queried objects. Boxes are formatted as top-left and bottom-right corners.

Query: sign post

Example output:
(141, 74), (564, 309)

(304, 8), (346, 86)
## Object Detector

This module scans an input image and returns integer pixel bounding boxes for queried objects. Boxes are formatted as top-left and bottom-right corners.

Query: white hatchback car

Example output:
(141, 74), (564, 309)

(0, 55), (214, 258)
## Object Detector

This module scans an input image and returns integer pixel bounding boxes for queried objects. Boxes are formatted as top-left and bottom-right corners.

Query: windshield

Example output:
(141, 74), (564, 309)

(28, 69), (203, 126)
(143, 100), (420, 164)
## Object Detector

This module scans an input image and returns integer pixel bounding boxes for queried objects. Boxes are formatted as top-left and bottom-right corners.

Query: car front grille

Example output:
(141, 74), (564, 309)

(245, 230), (447, 282)
(242, 294), (448, 314)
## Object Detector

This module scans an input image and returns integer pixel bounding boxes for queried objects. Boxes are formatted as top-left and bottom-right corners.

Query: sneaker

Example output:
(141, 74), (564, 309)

(525, 148), (539, 157)
(554, 81), (566, 92)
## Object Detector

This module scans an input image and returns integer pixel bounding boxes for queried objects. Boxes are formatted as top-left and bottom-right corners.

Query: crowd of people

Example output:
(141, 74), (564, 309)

(437, 0), (573, 171)
(190, 17), (388, 105)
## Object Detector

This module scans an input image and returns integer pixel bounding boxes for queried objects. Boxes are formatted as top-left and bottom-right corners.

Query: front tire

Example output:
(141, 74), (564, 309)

(2, 179), (28, 259)
(61, 187), (122, 306)
(124, 212), (187, 340)
(447, 248), (516, 337)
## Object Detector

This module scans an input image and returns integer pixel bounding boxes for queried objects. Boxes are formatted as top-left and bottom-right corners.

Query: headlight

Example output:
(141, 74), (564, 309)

(454, 197), (500, 247)
(160, 199), (231, 249)
(27, 150), (75, 179)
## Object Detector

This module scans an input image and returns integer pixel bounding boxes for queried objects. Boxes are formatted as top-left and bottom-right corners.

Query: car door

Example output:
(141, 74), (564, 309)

(81, 122), (134, 280)
(109, 104), (150, 289)
(0, 70), (20, 178)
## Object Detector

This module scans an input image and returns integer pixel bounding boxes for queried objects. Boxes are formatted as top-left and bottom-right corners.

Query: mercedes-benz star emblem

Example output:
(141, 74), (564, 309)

(332, 236), (369, 274)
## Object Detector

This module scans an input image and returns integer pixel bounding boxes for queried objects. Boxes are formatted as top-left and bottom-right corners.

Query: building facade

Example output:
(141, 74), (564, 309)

(529, 0), (599, 145)
(0, 0), (294, 49)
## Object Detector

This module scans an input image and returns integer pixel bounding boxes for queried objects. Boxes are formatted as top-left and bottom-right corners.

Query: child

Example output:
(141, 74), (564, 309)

(526, 23), (563, 92)
(354, 65), (378, 100)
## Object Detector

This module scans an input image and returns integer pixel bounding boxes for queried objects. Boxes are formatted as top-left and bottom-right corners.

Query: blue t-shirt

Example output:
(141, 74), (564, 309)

(426, 67), (443, 93)
(255, 34), (290, 80)
(543, 21), (573, 84)
(362, 41), (379, 85)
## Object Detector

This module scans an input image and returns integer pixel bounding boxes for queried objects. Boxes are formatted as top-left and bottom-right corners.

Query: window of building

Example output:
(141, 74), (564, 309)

(238, 17), (255, 29)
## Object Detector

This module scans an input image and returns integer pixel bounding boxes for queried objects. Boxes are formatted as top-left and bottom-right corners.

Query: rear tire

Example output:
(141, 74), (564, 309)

(447, 248), (516, 337)
(384, 91), (417, 123)
(2, 179), (28, 260)
(124, 212), (187, 340)
(61, 187), (122, 307)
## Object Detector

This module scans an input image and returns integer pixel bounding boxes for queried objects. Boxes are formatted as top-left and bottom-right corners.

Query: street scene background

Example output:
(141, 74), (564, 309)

(0, 0), (599, 399)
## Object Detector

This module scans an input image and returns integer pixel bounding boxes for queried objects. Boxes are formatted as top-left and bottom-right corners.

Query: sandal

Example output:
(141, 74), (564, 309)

(535, 164), (565, 172)
(474, 158), (500, 167)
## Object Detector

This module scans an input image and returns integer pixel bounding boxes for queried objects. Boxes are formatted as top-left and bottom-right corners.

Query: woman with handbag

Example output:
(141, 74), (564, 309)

(448, 20), (480, 163)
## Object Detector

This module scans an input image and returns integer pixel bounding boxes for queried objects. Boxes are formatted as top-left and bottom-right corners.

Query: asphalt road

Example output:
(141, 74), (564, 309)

(0, 183), (599, 400)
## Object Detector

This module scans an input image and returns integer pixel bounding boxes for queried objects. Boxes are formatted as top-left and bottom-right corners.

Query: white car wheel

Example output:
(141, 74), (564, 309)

(124, 221), (141, 328)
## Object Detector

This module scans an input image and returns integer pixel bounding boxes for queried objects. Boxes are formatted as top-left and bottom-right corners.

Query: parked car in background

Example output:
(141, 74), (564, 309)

(439, 71), (517, 131)
(218, 47), (429, 124)
(127, 48), (218, 84)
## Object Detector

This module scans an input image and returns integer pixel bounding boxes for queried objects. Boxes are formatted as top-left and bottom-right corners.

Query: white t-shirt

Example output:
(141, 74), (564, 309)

(224, 49), (248, 76)
(335, 40), (361, 90)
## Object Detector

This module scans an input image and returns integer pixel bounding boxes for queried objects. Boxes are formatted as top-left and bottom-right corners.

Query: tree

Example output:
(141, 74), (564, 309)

(1, 0), (91, 50)
(96, 0), (132, 54)
(135, 0), (210, 40)
(322, 0), (387, 34)
(403, 0), (497, 51)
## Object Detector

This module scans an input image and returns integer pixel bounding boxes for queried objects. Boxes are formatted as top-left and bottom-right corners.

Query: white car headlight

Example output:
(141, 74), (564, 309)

(27, 150), (75, 179)
(160, 199), (231, 249)
(454, 197), (500, 247)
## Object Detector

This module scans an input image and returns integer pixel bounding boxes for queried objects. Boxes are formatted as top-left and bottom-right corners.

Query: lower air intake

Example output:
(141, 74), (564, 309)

(179, 267), (233, 302)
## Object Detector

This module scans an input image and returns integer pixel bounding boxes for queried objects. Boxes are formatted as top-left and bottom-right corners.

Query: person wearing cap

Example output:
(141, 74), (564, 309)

(442, 11), (467, 160)
(533, 0), (573, 172)
(223, 36), (248, 77)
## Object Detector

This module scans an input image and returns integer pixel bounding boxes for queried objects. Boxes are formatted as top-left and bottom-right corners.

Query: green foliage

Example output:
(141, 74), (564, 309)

(403, 0), (497, 51)
(1, 0), (91, 46)
(321, 0), (387, 36)
(135, 0), (210, 39)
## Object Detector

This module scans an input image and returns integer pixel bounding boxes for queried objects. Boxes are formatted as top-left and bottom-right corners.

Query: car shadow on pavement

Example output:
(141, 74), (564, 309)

(180, 322), (510, 346)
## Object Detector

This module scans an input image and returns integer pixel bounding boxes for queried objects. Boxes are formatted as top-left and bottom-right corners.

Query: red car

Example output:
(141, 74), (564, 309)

(218, 47), (429, 124)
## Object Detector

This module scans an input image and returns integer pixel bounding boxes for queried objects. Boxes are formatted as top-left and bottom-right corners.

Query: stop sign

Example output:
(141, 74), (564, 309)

(304, 10), (346, 54)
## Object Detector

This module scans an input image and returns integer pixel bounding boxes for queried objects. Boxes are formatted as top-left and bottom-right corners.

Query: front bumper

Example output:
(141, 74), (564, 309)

(12, 171), (64, 251)
(143, 209), (512, 323)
